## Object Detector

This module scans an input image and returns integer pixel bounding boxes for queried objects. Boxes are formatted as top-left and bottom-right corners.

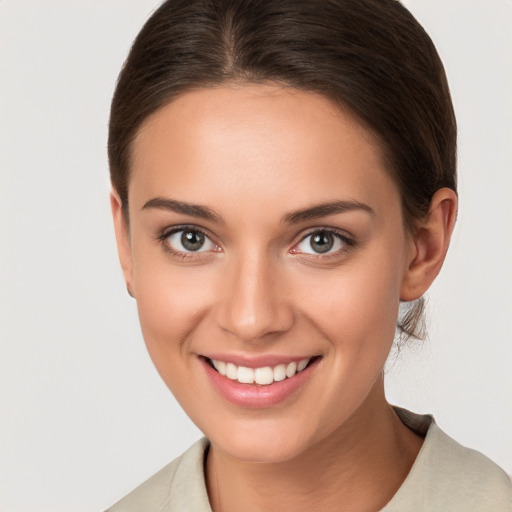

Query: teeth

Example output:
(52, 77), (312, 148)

(212, 359), (227, 376)
(273, 364), (287, 382)
(286, 361), (297, 377)
(297, 358), (309, 372)
(226, 362), (238, 380)
(217, 360), (227, 376)
(237, 366), (254, 384)
(210, 357), (312, 385)
(254, 366), (274, 385)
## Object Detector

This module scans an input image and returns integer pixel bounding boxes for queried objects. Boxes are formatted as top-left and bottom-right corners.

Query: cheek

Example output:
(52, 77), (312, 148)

(290, 255), (403, 431)
(131, 252), (214, 383)
(298, 251), (403, 358)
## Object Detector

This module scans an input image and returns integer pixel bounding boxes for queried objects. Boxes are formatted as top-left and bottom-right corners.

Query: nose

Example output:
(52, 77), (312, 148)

(214, 254), (295, 342)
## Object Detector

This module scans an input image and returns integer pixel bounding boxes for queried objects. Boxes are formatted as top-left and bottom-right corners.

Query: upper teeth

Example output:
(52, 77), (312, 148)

(210, 358), (311, 385)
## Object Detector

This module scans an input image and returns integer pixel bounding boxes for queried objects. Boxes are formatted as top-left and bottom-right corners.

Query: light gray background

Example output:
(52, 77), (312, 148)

(1, 1), (510, 511)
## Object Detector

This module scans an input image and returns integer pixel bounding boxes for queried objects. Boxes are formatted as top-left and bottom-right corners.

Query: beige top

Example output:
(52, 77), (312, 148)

(106, 408), (512, 511)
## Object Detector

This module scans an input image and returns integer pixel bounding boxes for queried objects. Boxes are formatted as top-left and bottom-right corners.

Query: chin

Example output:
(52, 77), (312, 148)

(204, 418), (318, 464)
(217, 439), (307, 464)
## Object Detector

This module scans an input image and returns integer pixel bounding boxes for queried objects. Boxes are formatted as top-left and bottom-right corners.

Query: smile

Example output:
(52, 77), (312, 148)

(201, 354), (321, 408)
(209, 357), (311, 385)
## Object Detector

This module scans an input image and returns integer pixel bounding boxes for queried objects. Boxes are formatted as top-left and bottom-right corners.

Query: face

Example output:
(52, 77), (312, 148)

(115, 84), (417, 463)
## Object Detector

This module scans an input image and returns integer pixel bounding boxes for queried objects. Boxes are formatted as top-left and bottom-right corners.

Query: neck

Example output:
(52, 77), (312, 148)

(205, 377), (423, 512)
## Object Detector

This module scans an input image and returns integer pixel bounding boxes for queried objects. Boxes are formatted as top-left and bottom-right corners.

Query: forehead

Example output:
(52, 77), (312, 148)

(129, 84), (400, 219)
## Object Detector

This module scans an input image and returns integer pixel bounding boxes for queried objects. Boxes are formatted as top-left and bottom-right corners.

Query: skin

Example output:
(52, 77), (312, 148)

(111, 84), (457, 511)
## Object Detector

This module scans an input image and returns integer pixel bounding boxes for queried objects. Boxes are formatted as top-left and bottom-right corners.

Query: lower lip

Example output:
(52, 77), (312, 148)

(200, 357), (319, 408)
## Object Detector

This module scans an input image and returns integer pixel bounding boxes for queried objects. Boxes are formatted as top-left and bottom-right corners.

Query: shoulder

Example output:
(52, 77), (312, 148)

(422, 423), (511, 509)
(385, 409), (512, 511)
(105, 437), (211, 512)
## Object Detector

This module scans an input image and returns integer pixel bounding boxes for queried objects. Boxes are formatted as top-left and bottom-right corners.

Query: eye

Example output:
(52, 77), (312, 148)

(293, 230), (349, 255)
(164, 228), (217, 253)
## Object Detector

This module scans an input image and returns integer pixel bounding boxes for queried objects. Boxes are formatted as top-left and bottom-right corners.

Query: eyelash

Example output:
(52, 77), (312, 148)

(157, 225), (355, 260)
(157, 225), (219, 260)
(292, 228), (355, 259)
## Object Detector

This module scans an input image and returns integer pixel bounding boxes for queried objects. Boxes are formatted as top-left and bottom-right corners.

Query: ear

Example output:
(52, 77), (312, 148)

(400, 188), (458, 301)
(110, 190), (135, 298)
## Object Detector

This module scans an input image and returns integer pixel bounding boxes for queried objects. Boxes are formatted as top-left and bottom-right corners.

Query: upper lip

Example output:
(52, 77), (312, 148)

(200, 353), (319, 368)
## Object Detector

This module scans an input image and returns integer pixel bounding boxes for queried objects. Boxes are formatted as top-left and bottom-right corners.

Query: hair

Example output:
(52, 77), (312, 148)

(108, 0), (457, 340)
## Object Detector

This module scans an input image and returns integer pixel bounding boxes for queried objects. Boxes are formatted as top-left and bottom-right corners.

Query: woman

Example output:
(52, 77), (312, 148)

(106, 0), (511, 510)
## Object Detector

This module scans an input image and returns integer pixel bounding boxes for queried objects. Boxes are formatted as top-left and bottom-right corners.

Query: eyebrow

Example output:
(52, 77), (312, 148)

(282, 200), (375, 224)
(141, 197), (223, 223)
(141, 197), (374, 225)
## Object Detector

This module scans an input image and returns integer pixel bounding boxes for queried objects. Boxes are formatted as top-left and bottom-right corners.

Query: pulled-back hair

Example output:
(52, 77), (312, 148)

(108, 0), (457, 339)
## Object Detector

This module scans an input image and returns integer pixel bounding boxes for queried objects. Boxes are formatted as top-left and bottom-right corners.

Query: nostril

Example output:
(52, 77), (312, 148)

(212, 263), (296, 341)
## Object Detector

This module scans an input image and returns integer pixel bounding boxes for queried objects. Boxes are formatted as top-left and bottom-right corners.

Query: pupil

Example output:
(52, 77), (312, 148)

(181, 230), (205, 251)
(311, 232), (334, 253)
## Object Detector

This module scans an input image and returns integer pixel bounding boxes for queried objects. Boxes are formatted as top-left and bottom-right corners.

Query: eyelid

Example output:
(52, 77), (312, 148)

(295, 226), (354, 244)
(157, 224), (221, 256)
(290, 227), (355, 256)
(156, 224), (354, 259)
(158, 224), (216, 241)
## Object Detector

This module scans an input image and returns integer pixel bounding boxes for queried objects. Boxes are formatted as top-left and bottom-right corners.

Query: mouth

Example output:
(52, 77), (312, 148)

(203, 356), (321, 385)
(200, 355), (322, 408)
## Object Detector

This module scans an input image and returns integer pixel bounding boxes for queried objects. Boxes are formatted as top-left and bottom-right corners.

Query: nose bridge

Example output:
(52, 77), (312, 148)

(216, 249), (294, 341)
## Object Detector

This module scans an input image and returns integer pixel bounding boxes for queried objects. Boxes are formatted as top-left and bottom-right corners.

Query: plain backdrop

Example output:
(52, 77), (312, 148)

(0, 1), (511, 511)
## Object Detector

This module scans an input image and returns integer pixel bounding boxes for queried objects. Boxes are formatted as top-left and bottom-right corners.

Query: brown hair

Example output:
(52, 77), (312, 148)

(108, 0), (457, 339)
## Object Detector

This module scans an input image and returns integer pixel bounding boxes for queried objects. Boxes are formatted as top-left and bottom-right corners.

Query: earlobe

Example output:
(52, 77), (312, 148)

(400, 188), (458, 301)
(110, 190), (135, 298)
